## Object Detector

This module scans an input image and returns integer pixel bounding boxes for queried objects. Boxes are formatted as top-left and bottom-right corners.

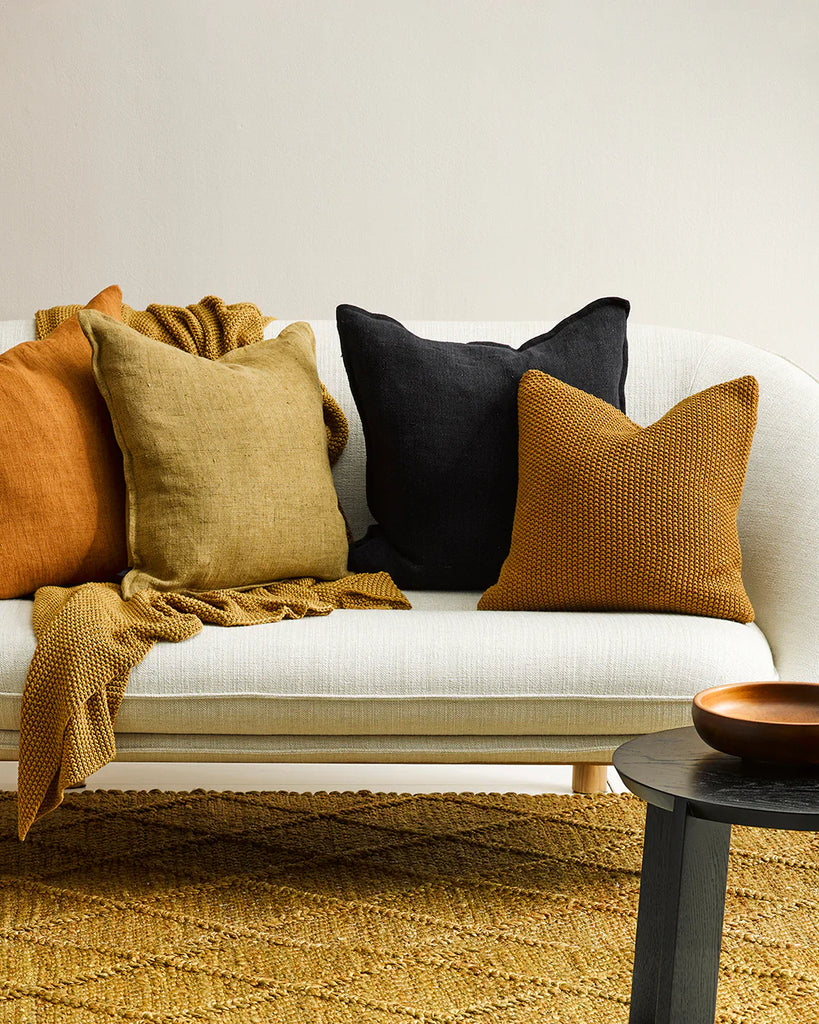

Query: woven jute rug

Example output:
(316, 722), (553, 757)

(0, 791), (817, 1023)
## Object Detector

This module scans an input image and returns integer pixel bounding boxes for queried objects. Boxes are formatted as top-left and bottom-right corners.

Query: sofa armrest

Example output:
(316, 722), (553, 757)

(692, 339), (819, 681)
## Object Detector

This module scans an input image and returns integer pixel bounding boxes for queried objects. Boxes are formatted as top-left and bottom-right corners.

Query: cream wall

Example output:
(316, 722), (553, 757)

(3, 1), (818, 375)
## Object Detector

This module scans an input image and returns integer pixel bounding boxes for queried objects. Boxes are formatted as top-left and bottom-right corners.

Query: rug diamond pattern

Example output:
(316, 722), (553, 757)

(0, 790), (816, 1023)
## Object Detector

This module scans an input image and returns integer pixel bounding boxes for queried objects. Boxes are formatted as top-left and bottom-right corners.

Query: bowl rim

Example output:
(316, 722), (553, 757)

(693, 680), (819, 728)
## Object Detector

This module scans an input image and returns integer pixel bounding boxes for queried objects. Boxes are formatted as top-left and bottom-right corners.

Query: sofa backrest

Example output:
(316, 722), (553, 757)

(2, 315), (817, 681)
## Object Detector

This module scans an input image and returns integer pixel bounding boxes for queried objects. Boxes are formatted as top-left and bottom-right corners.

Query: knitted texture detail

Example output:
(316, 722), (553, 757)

(480, 372), (758, 621)
(36, 294), (273, 356)
(19, 576), (410, 840)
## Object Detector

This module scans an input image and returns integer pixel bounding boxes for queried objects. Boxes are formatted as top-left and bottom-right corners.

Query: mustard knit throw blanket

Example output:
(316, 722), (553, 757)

(19, 297), (409, 840)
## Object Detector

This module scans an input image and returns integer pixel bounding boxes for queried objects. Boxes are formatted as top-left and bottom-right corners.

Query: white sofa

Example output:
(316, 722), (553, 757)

(1, 315), (817, 791)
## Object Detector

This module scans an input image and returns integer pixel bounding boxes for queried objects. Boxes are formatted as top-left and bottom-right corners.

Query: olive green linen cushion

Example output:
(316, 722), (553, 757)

(80, 311), (348, 597)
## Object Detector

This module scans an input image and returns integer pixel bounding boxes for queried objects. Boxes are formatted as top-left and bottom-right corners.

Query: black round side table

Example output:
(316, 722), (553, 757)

(613, 726), (819, 1024)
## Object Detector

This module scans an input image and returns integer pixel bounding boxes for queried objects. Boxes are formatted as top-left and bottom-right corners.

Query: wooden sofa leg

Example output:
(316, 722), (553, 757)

(572, 764), (608, 794)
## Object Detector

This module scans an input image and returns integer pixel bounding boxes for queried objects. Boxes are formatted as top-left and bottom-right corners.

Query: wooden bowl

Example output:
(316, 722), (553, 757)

(692, 681), (819, 764)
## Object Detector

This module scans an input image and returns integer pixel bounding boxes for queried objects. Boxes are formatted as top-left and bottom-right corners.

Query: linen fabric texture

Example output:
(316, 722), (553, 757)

(0, 589), (774, 743)
(338, 298), (630, 590)
(40, 294), (350, 472)
(0, 731), (675, 766)
(0, 285), (127, 599)
(80, 311), (350, 597)
(480, 372), (759, 622)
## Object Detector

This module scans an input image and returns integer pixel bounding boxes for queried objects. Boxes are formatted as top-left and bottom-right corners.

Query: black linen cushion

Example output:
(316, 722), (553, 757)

(337, 298), (630, 590)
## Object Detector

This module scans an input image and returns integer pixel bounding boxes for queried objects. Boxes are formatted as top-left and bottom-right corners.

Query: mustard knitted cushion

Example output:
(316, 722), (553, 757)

(479, 371), (758, 622)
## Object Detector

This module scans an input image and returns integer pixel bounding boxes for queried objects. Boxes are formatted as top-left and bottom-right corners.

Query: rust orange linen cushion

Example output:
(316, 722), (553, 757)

(0, 286), (127, 598)
(479, 371), (758, 622)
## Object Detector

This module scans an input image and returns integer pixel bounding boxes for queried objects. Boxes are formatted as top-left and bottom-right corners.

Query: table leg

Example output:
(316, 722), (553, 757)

(628, 799), (731, 1024)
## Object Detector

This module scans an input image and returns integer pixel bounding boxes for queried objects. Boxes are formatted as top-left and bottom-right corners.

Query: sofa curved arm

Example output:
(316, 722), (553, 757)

(625, 326), (819, 682)
(691, 338), (819, 681)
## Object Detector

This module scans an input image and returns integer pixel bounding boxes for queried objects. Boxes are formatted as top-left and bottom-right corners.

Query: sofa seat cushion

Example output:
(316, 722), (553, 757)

(0, 592), (777, 738)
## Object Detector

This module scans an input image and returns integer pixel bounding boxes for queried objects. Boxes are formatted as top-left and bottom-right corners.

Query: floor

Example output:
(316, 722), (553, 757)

(0, 760), (629, 794)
